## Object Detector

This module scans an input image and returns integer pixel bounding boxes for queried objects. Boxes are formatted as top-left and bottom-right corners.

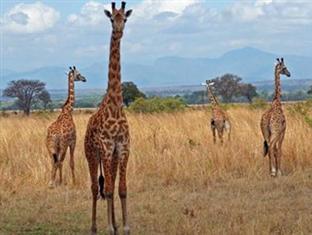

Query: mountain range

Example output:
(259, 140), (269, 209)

(1, 47), (312, 90)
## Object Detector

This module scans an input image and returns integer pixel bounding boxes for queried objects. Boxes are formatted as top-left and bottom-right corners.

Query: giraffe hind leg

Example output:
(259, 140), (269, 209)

(263, 141), (269, 157)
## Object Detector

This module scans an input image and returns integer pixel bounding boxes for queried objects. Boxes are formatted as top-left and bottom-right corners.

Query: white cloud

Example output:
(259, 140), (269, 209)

(1, 2), (60, 33)
(68, 1), (110, 26)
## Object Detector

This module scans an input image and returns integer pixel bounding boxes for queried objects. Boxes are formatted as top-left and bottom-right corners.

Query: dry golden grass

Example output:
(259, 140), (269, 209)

(0, 106), (312, 234)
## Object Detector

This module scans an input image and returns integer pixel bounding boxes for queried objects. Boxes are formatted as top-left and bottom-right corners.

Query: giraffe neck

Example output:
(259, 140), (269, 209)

(207, 86), (219, 106)
(62, 74), (75, 113)
(105, 30), (123, 107)
(273, 69), (281, 103)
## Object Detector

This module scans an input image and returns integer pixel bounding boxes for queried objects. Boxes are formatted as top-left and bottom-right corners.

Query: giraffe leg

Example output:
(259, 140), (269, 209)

(87, 151), (98, 235)
(103, 150), (115, 235)
(211, 124), (216, 144)
(49, 157), (58, 188)
(58, 162), (63, 185)
(119, 149), (130, 235)
(111, 153), (119, 232)
(268, 139), (278, 177)
(69, 144), (76, 185)
(218, 129), (224, 145)
(58, 149), (67, 185)
(276, 134), (285, 177)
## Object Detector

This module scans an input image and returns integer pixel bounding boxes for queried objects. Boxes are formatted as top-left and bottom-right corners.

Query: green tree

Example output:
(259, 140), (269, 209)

(239, 83), (258, 103)
(308, 85), (312, 95)
(38, 89), (52, 109)
(212, 74), (242, 102)
(3, 79), (50, 115)
(122, 81), (146, 106)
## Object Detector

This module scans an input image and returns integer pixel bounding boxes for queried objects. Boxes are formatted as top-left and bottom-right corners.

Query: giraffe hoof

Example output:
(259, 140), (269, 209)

(123, 226), (130, 235)
(107, 227), (115, 235)
(277, 170), (282, 177)
(90, 227), (97, 235)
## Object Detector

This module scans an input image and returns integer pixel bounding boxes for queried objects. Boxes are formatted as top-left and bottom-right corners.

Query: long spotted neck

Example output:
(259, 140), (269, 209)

(105, 30), (123, 107)
(207, 85), (219, 106)
(273, 68), (281, 103)
(62, 73), (75, 113)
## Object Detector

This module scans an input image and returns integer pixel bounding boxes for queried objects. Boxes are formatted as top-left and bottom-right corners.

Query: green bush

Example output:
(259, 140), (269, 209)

(288, 99), (312, 127)
(129, 97), (186, 113)
(249, 98), (269, 109)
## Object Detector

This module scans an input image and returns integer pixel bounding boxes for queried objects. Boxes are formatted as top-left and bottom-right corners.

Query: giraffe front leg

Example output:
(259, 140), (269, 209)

(119, 150), (130, 235)
(103, 152), (115, 235)
(111, 155), (119, 232)
(91, 176), (98, 235)
(87, 151), (99, 235)
(218, 129), (224, 145)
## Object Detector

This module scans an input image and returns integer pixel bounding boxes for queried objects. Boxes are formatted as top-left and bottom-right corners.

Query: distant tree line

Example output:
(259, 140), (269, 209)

(2, 78), (312, 115)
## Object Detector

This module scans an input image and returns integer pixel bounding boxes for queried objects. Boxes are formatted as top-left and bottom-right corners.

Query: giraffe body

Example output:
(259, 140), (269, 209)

(205, 80), (231, 144)
(84, 2), (132, 235)
(260, 58), (290, 177)
(46, 67), (86, 188)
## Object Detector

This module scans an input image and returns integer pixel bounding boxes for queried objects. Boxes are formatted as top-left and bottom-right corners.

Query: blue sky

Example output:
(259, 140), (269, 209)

(1, 0), (312, 71)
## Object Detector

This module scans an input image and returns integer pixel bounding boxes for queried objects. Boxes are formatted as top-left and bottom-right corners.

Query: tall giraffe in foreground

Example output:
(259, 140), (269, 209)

(203, 80), (231, 144)
(46, 66), (86, 188)
(84, 2), (132, 235)
(260, 58), (291, 177)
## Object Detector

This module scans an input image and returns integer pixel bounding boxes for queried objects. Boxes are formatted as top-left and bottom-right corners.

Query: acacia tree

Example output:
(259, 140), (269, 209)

(308, 85), (312, 95)
(3, 79), (50, 115)
(122, 81), (146, 106)
(212, 74), (242, 102)
(38, 89), (52, 109)
(239, 83), (258, 103)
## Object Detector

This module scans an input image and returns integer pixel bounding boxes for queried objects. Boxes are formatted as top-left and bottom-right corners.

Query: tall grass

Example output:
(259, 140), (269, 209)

(1, 106), (311, 191)
(1, 106), (312, 234)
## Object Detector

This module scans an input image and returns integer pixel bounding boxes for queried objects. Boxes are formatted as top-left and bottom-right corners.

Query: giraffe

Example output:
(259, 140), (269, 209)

(260, 58), (291, 177)
(46, 66), (86, 188)
(202, 80), (231, 144)
(84, 2), (132, 235)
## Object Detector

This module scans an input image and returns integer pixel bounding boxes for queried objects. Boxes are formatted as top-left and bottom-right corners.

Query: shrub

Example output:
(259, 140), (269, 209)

(129, 97), (186, 113)
(249, 98), (269, 109)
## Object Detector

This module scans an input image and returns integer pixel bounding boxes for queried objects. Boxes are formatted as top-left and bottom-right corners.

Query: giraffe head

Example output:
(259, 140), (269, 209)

(275, 58), (291, 78)
(69, 66), (86, 82)
(104, 2), (132, 33)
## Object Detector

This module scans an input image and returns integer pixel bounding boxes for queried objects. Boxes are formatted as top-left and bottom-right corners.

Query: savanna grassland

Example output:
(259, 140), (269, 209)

(0, 104), (312, 235)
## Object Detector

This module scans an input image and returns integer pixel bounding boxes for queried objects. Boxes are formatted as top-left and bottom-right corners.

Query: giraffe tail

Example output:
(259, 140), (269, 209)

(263, 140), (269, 157)
(98, 158), (105, 200)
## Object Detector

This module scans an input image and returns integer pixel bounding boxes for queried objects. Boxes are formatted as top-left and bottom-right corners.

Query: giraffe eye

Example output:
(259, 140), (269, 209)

(124, 18), (127, 23)
(110, 19), (113, 23)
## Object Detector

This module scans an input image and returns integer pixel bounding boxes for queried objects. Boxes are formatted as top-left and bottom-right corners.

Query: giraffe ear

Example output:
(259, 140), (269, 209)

(69, 66), (72, 70)
(125, 9), (132, 18)
(73, 66), (76, 70)
(104, 9), (112, 18)
(276, 58), (280, 63)
(281, 57), (284, 63)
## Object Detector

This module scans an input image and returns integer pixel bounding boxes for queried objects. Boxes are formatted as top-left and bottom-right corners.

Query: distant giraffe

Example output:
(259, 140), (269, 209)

(84, 2), (132, 235)
(260, 58), (291, 177)
(46, 66), (86, 188)
(203, 80), (231, 144)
